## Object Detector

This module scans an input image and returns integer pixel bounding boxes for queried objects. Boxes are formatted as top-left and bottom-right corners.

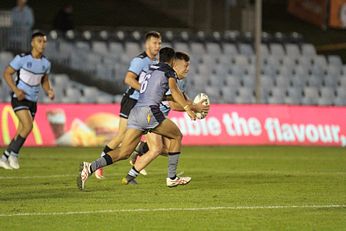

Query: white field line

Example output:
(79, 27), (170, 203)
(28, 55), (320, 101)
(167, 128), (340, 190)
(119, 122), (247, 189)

(0, 171), (345, 180)
(0, 205), (345, 217)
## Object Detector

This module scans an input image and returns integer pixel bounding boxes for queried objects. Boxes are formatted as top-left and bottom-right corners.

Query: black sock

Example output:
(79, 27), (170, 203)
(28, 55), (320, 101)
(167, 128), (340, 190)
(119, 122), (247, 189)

(103, 145), (113, 154)
(5, 138), (15, 155)
(126, 167), (140, 181)
(90, 154), (113, 174)
(137, 142), (149, 156)
(9, 135), (26, 155)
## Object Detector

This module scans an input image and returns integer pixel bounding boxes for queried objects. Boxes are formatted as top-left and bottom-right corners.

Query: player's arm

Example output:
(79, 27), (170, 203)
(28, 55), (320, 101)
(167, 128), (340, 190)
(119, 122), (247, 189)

(124, 71), (141, 90)
(167, 93), (209, 113)
(3, 65), (25, 100)
(41, 74), (55, 100)
(169, 100), (209, 113)
(124, 57), (143, 90)
(168, 78), (196, 120)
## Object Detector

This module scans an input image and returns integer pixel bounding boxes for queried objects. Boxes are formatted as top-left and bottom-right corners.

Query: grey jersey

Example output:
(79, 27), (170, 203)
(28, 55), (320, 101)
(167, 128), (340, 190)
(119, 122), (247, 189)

(135, 63), (177, 107)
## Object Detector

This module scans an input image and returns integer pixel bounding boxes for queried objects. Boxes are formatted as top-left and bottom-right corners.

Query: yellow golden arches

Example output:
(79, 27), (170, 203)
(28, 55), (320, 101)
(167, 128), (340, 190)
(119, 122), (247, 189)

(1, 105), (43, 145)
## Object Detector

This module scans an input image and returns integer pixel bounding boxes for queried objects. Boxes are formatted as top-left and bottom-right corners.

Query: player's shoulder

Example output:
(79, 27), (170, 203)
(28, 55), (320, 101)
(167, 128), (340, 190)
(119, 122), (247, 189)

(17, 52), (31, 58)
(158, 63), (177, 78)
(41, 55), (51, 64)
(136, 52), (148, 59)
(130, 52), (149, 64)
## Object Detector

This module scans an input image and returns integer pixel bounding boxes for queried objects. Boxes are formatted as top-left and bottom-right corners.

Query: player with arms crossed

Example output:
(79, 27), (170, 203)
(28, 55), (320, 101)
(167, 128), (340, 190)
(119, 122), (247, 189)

(94, 31), (161, 178)
(123, 51), (209, 186)
(0, 32), (54, 170)
(77, 47), (196, 190)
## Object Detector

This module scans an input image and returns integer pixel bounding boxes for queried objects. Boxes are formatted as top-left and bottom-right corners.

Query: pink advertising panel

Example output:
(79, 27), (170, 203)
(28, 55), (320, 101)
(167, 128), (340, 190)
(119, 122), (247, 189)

(1, 103), (346, 147)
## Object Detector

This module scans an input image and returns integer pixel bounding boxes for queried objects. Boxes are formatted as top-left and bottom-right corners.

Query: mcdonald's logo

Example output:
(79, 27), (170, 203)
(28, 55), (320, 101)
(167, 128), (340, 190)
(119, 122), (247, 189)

(1, 105), (43, 145)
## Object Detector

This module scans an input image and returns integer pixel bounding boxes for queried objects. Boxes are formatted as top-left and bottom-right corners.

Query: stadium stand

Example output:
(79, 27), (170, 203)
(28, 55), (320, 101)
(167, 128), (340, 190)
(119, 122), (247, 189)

(1, 30), (346, 105)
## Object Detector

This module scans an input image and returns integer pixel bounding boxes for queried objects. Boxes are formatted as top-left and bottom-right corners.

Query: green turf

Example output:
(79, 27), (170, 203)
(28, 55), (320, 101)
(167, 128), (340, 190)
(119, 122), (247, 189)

(0, 146), (345, 231)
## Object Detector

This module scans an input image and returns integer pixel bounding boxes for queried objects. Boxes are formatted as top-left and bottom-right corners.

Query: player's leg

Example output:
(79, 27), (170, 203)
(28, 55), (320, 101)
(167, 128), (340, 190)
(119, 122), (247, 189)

(94, 117), (128, 179)
(95, 96), (135, 179)
(77, 128), (143, 190)
(7, 109), (33, 169)
(123, 133), (163, 183)
(152, 118), (191, 187)
(0, 122), (24, 170)
(161, 137), (170, 156)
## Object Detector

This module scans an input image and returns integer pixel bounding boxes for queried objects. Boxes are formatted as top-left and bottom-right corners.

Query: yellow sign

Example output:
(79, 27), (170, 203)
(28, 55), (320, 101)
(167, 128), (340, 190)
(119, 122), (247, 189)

(1, 105), (43, 145)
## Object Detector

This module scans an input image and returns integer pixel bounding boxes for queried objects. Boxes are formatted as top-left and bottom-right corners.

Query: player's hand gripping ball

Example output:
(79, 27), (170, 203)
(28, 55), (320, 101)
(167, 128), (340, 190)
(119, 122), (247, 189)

(193, 93), (210, 119)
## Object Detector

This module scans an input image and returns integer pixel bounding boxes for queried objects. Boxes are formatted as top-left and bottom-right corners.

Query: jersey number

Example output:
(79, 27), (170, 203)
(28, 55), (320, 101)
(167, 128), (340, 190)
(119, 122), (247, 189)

(140, 73), (151, 93)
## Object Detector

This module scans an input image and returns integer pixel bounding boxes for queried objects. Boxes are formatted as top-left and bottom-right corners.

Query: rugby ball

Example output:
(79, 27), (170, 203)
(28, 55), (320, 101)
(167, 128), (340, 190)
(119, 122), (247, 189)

(193, 93), (210, 119)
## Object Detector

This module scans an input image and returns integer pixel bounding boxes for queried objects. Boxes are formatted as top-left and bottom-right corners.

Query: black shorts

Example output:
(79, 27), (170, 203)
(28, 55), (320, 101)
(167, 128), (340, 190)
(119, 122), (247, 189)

(119, 95), (137, 119)
(11, 97), (37, 119)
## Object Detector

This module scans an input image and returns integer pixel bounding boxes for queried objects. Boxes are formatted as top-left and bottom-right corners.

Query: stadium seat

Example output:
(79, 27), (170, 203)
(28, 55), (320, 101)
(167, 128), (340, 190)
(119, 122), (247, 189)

(328, 55), (342, 67)
(270, 43), (285, 59)
(285, 43), (300, 59)
(221, 86), (237, 103)
(224, 75), (241, 88)
(96, 94), (114, 104)
(260, 44), (270, 58)
(334, 98), (346, 106)
(238, 43), (254, 56)
(190, 42), (205, 56)
(307, 76), (323, 87)
(303, 87), (319, 99)
(206, 42), (222, 57)
(125, 42), (141, 58)
(242, 76), (256, 89)
(223, 43), (238, 55)
(174, 42), (189, 53)
(301, 44), (316, 58)
(92, 41), (108, 55)
(208, 75), (224, 87)
(320, 87), (335, 99)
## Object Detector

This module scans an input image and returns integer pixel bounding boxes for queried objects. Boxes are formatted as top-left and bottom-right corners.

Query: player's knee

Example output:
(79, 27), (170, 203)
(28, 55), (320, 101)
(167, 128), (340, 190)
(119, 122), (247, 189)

(150, 145), (163, 156)
(21, 123), (33, 135)
(175, 130), (183, 142)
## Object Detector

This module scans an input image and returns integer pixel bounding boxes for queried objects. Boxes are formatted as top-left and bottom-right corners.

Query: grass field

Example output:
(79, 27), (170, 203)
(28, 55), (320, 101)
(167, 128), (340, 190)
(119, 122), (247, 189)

(0, 146), (345, 230)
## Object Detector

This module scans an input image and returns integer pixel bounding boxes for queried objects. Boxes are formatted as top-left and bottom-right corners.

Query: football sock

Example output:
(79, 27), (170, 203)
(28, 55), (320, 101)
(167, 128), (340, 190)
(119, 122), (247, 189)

(8, 135), (26, 156)
(126, 167), (140, 182)
(100, 145), (113, 157)
(90, 154), (113, 174)
(3, 138), (15, 159)
(168, 152), (180, 179)
(136, 142), (149, 156)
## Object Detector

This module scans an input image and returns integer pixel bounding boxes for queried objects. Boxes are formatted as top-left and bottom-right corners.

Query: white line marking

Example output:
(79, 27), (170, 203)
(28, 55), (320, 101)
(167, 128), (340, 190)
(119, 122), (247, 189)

(0, 170), (344, 180)
(0, 205), (344, 217)
(0, 175), (73, 179)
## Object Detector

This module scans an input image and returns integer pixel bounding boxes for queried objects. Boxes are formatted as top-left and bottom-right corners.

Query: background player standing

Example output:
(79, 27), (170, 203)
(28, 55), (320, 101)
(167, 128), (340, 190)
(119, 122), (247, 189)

(0, 32), (54, 170)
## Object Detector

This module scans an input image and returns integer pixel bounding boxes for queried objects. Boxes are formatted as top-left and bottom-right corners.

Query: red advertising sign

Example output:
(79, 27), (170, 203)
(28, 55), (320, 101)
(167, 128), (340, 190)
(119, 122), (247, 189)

(1, 103), (346, 147)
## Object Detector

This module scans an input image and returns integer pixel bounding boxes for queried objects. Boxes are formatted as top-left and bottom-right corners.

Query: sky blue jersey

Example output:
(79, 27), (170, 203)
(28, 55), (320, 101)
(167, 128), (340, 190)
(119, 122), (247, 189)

(9, 53), (51, 102)
(160, 79), (187, 116)
(125, 52), (157, 100)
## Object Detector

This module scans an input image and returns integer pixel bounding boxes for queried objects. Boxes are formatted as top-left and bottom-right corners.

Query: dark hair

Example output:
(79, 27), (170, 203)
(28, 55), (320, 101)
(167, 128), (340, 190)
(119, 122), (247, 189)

(175, 51), (190, 62)
(145, 31), (161, 41)
(32, 31), (46, 39)
(159, 47), (175, 63)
